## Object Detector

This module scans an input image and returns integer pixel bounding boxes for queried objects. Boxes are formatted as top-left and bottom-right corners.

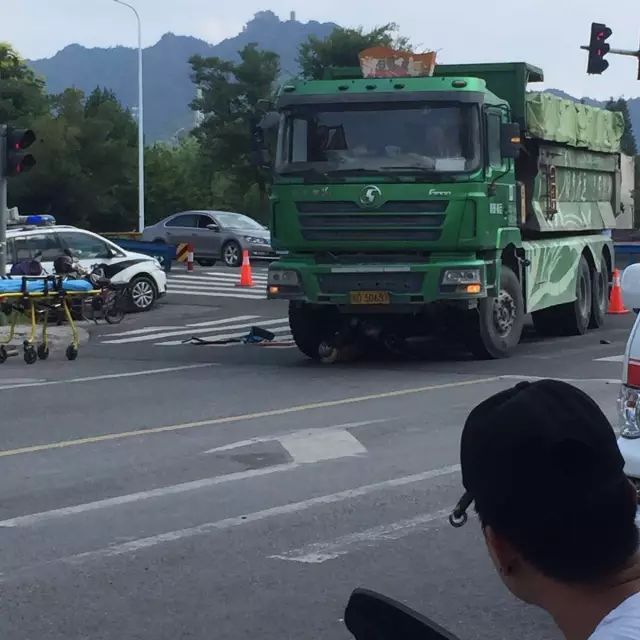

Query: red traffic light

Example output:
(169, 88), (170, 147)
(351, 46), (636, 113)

(7, 128), (36, 151)
(4, 128), (36, 177)
(587, 22), (612, 74)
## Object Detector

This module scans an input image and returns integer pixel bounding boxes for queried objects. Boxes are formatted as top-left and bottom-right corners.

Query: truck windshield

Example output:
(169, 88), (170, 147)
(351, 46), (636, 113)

(276, 102), (481, 177)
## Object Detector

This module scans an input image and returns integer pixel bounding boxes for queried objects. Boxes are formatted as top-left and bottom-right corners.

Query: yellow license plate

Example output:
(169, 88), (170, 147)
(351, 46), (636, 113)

(349, 291), (391, 305)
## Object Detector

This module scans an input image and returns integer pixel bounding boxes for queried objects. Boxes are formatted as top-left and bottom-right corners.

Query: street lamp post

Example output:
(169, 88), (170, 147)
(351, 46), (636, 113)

(113, 0), (145, 233)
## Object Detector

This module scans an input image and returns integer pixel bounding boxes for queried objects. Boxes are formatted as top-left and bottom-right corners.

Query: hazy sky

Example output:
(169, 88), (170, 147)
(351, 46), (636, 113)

(3, 0), (639, 99)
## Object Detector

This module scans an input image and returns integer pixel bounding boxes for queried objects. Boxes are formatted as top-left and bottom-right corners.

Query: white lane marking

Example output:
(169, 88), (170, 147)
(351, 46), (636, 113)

(271, 508), (452, 563)
(199, 271), (268, 281)
(203, 419), (393, 455)
(102, 318), (287, 345)
(105, 316), (259, 338)
(170, 274), (268, 284)
(167, 290), (266, 300)
(104, 316), (259, 339)
(186, 315), (260, 328)
(505, 374), (620, 384)
(59, 464), (460, 564)
(104, 325), (184, 337)
(181, 329), (296, 349)
(0, 464), (299, 528)
(595, 355), (624, 363)
(280, 429), (367, 463)
(0, 364), (218, 391)
(157, 320), (290, 346)
(0, 377), (503, 458)
(170, 279), (258, 289)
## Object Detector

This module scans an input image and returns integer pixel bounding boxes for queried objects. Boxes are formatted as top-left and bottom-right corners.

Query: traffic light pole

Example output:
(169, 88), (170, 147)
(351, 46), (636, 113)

(0, 125), (7, 277)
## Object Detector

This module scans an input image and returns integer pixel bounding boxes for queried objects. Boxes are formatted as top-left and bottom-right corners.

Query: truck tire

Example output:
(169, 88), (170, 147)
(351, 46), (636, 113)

(464, 266), (524, 359)
(289, 302), (337, 360)
(532, 255), (592, 336)
(589, 256), (609, 329)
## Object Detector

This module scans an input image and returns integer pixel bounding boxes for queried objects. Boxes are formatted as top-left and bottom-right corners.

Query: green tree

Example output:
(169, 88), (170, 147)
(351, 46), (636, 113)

(298, 24), (410, 80)
(9, 87), (138, 231)
(189, 43), (279, 222)
(0, 42), (48, 122)
(606, 98), (638, 156)
(145, 136), (211, 224)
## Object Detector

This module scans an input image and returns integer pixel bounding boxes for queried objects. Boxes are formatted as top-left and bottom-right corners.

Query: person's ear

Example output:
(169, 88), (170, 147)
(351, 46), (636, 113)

(484, 526), (517, 577)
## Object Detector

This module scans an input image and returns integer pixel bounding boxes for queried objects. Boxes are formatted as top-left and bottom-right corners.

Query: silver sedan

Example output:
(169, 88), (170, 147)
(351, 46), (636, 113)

(142, 210), (276, 268)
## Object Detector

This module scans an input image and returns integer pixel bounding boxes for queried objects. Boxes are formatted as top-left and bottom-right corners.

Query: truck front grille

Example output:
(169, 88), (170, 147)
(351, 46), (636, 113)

(296, 201), (447, 242)
(317, 272), (424, 294)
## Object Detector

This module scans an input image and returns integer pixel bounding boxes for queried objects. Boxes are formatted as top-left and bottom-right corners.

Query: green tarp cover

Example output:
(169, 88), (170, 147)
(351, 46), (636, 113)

(525, 92), (623, 153)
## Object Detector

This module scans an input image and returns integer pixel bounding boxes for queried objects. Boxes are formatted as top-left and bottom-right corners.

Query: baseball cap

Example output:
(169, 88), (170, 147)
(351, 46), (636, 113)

(449, 379), (626, 528)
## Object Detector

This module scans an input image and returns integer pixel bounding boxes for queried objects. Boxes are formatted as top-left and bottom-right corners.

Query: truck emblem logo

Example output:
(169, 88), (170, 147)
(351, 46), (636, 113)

(359, 186), (383, 208)
(429, 188), (451, 196)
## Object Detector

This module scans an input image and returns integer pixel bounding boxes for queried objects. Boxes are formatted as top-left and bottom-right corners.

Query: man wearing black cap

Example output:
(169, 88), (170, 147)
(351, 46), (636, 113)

(450, 379), (640, 640)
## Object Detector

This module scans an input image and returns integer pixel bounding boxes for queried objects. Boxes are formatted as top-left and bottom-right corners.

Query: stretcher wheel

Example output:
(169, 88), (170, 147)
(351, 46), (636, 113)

(24, 346), (37, 365)
(37, 344), (50, 361)
(0, 346), (7, 364)
(66, 345), (78, 361)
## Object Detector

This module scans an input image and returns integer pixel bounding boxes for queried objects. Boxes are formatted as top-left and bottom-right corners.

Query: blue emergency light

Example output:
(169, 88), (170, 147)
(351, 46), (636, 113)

(23, 215), (56, 226)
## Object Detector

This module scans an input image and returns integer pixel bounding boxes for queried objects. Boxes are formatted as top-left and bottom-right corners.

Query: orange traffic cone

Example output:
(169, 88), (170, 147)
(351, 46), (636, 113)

(608, 268), (629, 315)
(237, 249), (254, 288)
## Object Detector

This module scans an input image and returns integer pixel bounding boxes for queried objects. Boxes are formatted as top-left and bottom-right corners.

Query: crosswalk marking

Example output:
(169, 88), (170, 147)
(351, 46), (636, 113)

(104, 316), (259, 340)
(101, 314), (290, 346)
(166, 267), (269, 301)
(157, 320), (291, 346)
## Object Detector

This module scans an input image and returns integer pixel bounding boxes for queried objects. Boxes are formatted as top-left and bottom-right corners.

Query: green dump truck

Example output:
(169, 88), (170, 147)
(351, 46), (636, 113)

(261, 62), (625, 360)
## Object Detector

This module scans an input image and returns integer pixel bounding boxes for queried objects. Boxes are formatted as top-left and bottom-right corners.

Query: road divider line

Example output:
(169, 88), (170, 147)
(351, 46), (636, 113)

(102, 317), (287, 344)
(271, 508), (452, 563)
(0, 464), (300, 528)
(0, 364), (219, 392)
(60, 465), (460, 565)
(0, 376), (503, 458)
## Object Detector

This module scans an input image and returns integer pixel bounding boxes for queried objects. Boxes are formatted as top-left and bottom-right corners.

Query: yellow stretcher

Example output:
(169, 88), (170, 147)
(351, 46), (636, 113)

(0, 275), (99, 364)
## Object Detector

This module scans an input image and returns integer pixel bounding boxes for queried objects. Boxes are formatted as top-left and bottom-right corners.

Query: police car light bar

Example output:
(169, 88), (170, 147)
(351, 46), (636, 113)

(7, 211), (56, 227)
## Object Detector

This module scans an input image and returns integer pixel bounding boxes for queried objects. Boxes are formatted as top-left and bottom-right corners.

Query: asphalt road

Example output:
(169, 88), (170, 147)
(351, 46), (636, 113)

(0, 266), (633, 640)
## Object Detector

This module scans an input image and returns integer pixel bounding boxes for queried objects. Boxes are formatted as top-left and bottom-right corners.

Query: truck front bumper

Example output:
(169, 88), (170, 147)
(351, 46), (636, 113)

(267, 257), (494, 306)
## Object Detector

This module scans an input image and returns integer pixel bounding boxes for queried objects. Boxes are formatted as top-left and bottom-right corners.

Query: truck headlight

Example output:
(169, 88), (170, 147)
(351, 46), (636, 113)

(268, 269), (300, 296)
(441, 269), (481, 285)
(619, 385), (640, 439)
(268, 269), (299, 286)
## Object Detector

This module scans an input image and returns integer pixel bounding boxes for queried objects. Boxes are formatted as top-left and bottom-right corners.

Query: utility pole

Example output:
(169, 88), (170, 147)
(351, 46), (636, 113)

(0, 125), (7, 277)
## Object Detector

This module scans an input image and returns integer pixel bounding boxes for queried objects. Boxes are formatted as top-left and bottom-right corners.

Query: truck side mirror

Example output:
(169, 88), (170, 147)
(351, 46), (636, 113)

(250, 113), (278, 169)
(500, 122), (521, 159)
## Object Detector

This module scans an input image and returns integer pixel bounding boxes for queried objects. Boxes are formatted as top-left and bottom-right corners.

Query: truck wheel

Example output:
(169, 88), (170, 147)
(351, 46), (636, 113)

(589, 256), (609, 329)
(532, 255), (592, 336)
(289, 302), (336, 360)
(464, 266), (524, 359)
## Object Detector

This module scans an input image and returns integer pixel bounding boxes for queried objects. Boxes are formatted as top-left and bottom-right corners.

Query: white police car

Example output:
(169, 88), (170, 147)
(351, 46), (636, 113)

(617, 264), (640, 485)
(5, 217), (167, 312)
